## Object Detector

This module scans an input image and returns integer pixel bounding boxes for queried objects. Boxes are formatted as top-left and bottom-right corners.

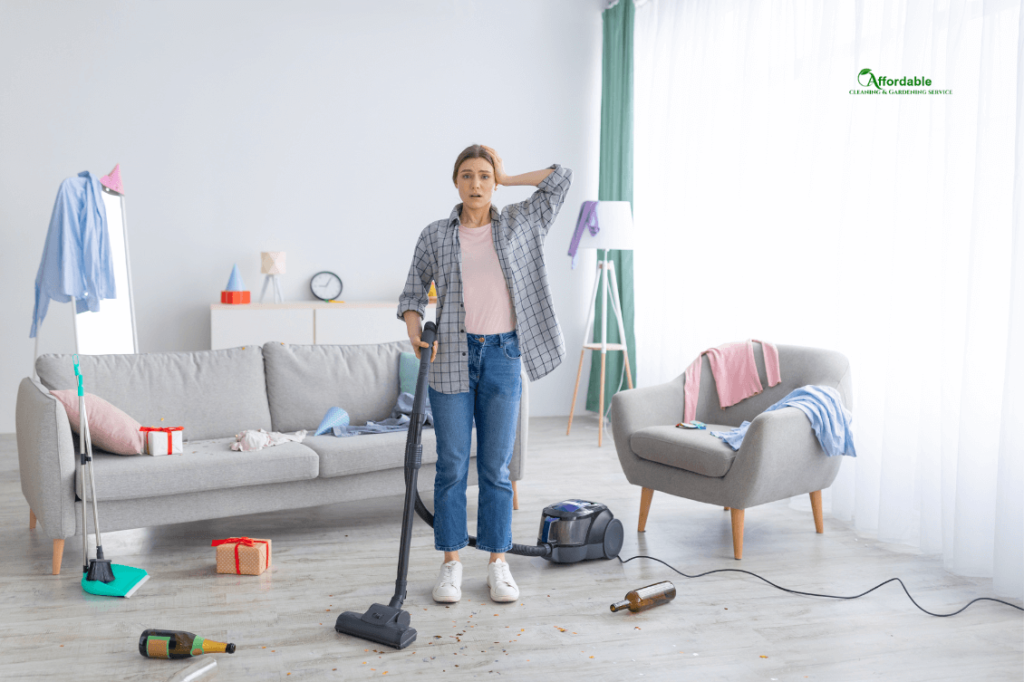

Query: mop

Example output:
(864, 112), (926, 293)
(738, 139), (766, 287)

(74, 355), (149, 598)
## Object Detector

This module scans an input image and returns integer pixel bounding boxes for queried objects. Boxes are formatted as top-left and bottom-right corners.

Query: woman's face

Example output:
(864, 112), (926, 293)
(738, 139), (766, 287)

(455, 158), (496, 212)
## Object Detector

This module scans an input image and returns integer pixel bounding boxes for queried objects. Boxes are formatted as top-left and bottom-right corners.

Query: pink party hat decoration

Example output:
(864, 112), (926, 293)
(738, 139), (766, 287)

(100, 164), (124, 194)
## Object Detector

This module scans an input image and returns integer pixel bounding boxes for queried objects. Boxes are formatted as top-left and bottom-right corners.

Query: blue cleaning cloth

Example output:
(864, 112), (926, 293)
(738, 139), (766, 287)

(30, 171), (116, 338)
(710, 385), (856, 457)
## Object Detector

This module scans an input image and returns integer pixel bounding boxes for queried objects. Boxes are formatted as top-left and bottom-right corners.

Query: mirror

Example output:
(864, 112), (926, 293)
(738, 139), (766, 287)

(73, 187), (138, 354)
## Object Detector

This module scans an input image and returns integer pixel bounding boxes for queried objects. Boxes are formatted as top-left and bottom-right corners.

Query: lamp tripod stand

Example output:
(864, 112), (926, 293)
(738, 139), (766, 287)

(260, 274), (284, 303)
(567, 250), (633, 447)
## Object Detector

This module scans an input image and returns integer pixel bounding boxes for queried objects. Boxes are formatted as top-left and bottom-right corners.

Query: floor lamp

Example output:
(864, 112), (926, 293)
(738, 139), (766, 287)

(567, 201), (635, 447)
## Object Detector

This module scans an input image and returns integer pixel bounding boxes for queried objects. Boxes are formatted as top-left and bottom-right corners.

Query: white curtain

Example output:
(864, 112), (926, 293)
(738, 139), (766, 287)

(633, 0), (1023, 599)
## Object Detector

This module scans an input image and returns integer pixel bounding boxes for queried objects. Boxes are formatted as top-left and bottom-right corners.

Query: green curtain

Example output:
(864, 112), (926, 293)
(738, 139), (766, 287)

(586, 0), (636, 414)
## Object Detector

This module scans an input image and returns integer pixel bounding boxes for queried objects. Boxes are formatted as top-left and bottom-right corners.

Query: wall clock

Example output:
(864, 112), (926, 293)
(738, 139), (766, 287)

(310, 271), (343, 301)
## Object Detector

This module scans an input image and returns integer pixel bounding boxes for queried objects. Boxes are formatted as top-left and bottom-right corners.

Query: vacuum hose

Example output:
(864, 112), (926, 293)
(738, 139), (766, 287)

(408, 322), (552, 560)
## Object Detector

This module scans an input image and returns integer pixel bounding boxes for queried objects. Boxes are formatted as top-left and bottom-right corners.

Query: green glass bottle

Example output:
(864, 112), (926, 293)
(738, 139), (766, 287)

(610, 581), (677, 613)
(139, 629), (236, 659)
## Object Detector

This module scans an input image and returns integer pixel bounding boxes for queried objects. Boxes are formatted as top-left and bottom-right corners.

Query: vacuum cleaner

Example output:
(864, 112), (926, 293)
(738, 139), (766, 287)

(335, 321), (624, 649)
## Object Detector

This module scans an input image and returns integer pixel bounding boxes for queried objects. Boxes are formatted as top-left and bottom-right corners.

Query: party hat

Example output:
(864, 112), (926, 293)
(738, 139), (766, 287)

(315, 407), (350, 436)
(100, 164), (124, 194)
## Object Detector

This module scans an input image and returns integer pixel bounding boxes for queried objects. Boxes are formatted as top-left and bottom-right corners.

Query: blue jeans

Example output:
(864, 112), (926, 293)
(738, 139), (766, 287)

(429, 331), (522, 553)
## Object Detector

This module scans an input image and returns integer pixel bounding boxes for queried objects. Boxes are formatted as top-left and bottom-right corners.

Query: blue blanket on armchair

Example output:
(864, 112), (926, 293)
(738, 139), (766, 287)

(710, 385), (856, 457)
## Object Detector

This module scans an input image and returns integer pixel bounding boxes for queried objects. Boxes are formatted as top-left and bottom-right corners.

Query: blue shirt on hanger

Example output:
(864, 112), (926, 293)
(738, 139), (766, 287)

(30, 171), (116, 338)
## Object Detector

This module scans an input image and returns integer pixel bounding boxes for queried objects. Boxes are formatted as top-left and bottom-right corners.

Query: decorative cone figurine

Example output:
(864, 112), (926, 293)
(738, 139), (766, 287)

(221, 264), (250, 304)
(100, 164), (124, 194)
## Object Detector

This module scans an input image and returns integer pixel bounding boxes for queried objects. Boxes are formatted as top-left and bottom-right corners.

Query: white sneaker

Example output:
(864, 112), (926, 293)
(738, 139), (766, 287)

(432, 560), (462, 603)
(486, 558), (519, 602)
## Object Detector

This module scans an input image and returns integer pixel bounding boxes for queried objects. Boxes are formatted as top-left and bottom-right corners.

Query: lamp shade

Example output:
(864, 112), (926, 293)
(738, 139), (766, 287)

(583, 201), (634, 251)
(261, 251), (286, 275)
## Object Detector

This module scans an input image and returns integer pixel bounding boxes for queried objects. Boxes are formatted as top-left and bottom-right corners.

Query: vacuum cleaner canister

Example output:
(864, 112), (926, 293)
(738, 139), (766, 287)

(539, 500), (624, 564)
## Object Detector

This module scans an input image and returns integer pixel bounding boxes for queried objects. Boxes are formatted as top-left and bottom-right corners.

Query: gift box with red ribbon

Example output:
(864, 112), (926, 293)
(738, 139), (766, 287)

(212, 537), (272, 576)
(140, 426), (184, 456)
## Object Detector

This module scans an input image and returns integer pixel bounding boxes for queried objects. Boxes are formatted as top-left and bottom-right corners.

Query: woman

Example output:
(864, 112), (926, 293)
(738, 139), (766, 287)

(397, 144), (572, 603)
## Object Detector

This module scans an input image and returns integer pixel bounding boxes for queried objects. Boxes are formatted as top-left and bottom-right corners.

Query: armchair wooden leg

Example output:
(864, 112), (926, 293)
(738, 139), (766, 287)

(511, 480), (519, 511)
(730, 508), (744, 560)
(30, 509), (37, 530)
(52, 539), (65, 575)
(566, 349), (586, 436)
(638, 487), (654, 532)
(810, 490), (824, 534)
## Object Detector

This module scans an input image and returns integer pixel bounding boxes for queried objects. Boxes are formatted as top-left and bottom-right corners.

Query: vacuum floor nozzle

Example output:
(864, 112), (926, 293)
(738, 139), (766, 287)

(335, 604), (416, 650)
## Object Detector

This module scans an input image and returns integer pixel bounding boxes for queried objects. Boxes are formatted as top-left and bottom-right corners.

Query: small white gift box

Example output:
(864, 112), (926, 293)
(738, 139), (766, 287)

(141, 427), (183, 456)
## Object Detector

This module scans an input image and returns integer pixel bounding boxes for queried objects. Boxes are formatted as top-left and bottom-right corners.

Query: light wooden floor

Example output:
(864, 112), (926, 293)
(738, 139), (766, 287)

(1, 418), (1021, 681)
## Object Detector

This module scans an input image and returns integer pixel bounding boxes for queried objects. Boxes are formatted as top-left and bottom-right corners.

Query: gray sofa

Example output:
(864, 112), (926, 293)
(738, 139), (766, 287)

(16, 341), (529, 575)
(610, 343), (851, 559)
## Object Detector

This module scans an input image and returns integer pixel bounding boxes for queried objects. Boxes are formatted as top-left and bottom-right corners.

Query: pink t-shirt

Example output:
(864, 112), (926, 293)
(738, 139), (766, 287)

(459, 223), (516, 334)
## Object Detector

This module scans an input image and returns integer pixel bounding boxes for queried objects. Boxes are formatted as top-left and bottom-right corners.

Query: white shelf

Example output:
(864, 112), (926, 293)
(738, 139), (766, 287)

(210, 301), (437, 349)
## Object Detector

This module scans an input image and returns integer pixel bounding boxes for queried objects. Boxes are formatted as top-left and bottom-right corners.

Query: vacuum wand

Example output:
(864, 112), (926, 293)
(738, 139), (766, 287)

(333, 321), (437, 650)
(390, 321), (435, 610)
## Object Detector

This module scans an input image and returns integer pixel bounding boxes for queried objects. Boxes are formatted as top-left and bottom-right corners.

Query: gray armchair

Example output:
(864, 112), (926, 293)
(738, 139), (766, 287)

(609, 343), (852, 559)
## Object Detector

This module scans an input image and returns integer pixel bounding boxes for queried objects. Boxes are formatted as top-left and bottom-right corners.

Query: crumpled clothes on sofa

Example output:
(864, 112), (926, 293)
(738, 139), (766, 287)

(326, 392), (433, 437)
(232, 429), (308, 452)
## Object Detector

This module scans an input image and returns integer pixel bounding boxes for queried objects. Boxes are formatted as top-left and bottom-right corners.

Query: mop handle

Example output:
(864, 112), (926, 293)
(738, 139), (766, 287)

(77, 361), (106, 550)
(73, 355), (90, 569)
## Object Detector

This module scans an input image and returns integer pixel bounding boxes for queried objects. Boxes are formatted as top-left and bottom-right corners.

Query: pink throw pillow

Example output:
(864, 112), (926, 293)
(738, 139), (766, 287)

(49, 390), (145, 456)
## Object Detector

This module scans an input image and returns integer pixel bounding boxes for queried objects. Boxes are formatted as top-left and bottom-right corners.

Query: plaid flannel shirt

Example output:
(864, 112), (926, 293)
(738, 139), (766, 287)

(397, 163), (573, 394)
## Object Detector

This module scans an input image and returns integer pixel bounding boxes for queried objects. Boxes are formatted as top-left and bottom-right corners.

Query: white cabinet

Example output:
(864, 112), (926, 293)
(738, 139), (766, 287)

(210, 302), (437, 349)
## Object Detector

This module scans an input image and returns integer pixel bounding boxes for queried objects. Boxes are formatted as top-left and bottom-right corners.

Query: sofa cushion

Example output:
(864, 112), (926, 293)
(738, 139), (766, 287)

(630, 424), (737, 478)
(76, 438), (319, 502)
(304, 427), (477, 479)
(36, 347), (273, 441)
(50, 390), (145, 455)
(263, 340), (412, 432)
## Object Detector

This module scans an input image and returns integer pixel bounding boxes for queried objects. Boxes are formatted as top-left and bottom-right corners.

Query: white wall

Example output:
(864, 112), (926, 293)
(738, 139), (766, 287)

(0, 0), (607, 433)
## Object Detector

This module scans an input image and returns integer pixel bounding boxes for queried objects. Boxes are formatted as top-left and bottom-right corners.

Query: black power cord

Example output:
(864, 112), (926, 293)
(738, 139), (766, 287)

(616, 554), (1024, 618)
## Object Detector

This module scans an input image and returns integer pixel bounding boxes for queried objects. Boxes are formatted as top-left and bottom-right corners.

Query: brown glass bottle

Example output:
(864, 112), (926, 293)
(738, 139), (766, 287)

(610, 581), (677, 613)
(139, 629), (236, 659)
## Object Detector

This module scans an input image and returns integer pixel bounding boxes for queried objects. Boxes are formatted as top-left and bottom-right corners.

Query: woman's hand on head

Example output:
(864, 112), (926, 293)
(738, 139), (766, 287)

(482, 146), (507, 186)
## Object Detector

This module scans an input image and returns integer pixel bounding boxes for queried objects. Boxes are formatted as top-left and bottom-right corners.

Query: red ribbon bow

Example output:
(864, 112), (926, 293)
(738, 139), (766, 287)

(139, 426), (183, 454)
(211, 537), (270, 574)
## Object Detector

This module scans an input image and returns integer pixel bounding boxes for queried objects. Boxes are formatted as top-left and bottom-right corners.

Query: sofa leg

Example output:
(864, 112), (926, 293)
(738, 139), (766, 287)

(30, 509), (37, 530)
(810, 490), (824, 534)
(723, 506), (729, 511)
(52, 539), (64, 575)
(566, 349), (586, 436)
(730, 508), (744, 560)
(638, 487), (654, 532)
(511, 480), (519, 511)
